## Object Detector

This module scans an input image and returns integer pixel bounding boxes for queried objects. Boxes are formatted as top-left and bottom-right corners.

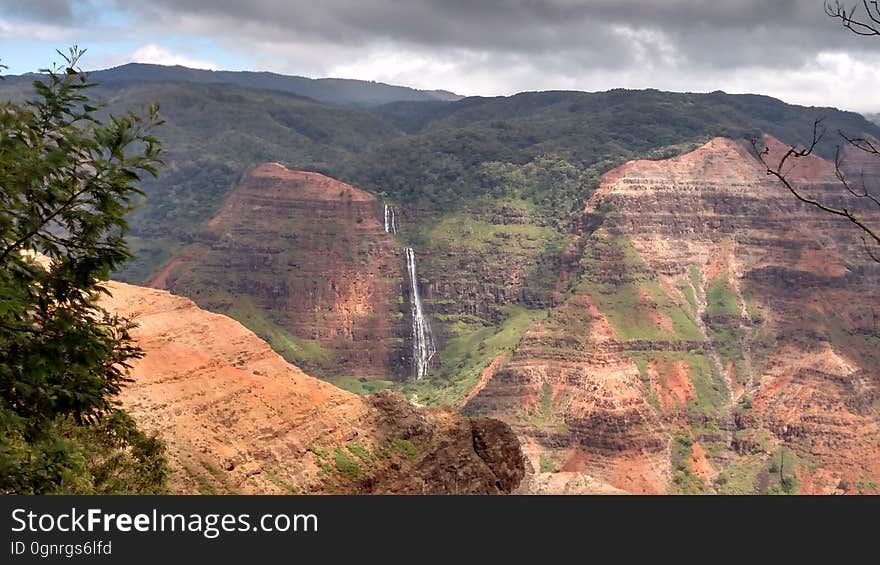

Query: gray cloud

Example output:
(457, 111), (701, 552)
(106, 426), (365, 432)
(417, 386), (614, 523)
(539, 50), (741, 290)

(0, 0), (77, 22)
(124, 0), (878, 69)
(7, 0), (880, 110)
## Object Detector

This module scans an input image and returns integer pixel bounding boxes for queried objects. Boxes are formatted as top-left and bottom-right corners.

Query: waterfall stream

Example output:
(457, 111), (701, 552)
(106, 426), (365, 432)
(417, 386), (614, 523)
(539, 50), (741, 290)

(404, 247), (436, 379)
(383, 204), (397, 235)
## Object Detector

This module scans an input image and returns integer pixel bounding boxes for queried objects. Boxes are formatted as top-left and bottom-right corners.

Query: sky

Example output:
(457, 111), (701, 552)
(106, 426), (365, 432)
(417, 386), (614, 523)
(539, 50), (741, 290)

(2, 0), (880, 112)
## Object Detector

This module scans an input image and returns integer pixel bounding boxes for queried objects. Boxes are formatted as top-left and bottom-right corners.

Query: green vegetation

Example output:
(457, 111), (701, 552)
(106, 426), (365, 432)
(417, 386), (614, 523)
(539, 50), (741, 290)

(539, 453), (557, 473)
(223, 294), (331, 370)
(90, 63), (457, 107)
(402, 306), (543, 406)
(1, 70), (862, 284)
(684, 353), (728, 418)
(524, 382), (570, 431)
(714, 454), (766, 495)
(714, 447), (803, 495)
(578, 233), (701, 342)
(705, 276), (739, 317)
(629, 350), (727, 418)
(766, 448), (801, 495)
(333, 447), (361, 478)
(197, 459), (236, 494)
(678, 281), (697, 312)
(388, 438), (418, 461)
(854, 477), (880, 494)
(669, 437), (707, 494)
(181, 464), (217, 495)
(412, 198), (569, 325)
(350, 88), (878, 218)
(347, 443), (373, 463)
(704, 276), (747, 385)
(264, 468), (300, 494)
(539, 382), (554, 418)
(475, 155), (597, 226)
(0, 50), (168, 494)
(328, 377), (395, 396)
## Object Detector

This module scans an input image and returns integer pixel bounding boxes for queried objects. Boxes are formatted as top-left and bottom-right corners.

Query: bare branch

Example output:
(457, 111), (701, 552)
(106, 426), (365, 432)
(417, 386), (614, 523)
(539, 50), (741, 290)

(751, 122), (880, 262)
(826, 0), (880, 35)
(833, 145), (880, 208)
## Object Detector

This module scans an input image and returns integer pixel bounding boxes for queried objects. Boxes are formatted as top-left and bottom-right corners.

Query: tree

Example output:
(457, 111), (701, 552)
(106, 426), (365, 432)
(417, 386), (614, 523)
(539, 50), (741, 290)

(0, 48), (168, 493)
(754, 3), (880, 262)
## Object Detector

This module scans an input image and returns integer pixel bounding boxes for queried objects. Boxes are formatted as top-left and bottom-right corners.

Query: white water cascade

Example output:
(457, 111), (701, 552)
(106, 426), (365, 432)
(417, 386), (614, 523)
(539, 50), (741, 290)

(383, 204), (397, 234)
(404, 247), (436, 379)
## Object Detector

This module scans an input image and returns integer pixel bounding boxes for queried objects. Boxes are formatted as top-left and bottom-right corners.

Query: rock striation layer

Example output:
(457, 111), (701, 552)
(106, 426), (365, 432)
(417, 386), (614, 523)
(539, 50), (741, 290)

(466, 137), (880, 494)
(103, 281), (525, 494)
(149, 163), (406, 379)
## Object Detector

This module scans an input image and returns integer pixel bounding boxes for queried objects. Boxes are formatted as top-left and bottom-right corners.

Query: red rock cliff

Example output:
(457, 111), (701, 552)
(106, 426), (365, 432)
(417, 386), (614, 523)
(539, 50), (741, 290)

(103, 280), (525, 494)
(466, 137), (880, 494)
(149, 163), (406, 379)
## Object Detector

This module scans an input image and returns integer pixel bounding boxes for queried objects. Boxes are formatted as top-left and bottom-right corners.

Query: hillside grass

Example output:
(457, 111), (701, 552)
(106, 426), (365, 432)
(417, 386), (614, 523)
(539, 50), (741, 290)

(327, 377), (395, 395)
(411, 200), (569, 324)
(630, 350), (728, 418)
(224, 295), (331, 368)
(578, 233), (702, 342)
(402, 305), (544, 406)
(704, 276), (747, 385)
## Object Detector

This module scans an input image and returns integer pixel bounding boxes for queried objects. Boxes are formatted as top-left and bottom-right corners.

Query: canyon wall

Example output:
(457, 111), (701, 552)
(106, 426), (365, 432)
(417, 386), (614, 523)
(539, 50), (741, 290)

(149, 163), (407, 379)
(103, 281), (524, 494)
(465, 137), (880, 494)
(138, 138), (880, 494)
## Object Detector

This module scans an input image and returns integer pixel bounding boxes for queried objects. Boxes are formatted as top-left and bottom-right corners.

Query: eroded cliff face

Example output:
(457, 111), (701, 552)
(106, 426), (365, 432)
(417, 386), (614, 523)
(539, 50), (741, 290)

(416, 203), (567, 325)
(466, 137), (880, 494)
(103, 281), (525, 494)
(149, 163), (406, 379)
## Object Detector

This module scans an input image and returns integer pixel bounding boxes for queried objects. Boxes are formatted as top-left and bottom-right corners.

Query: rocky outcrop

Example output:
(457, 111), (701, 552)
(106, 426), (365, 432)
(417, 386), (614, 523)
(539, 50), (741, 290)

(467, 136), (880, 494)
(148, 163), (406, 379)
(103, 281), (524, 494)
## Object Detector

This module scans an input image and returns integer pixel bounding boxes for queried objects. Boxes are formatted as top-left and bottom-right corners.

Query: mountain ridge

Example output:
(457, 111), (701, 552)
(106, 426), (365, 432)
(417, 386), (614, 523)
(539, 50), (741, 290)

(76, 62), (463, 107)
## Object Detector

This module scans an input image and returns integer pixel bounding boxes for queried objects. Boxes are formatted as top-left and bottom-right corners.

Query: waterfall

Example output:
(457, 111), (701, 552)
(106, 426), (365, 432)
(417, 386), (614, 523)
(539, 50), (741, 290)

(405, 247), (435, 379)
(383, 204), (397, 235)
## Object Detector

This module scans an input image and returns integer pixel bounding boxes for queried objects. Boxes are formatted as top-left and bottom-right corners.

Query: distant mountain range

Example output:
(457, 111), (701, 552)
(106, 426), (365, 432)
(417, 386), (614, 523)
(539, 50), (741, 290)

(4, 61), (880, 495)
(80, 63), (463, 107)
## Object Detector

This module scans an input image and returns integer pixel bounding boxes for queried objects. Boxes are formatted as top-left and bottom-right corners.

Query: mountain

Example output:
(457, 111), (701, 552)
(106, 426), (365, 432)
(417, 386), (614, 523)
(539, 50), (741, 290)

(463, 136), (880, 494)
(346, 89), (879, 211)
(5, 74), (875, 287)
(144, 136), (880, 494)
(101, 279), (524, 494)
(86, 63), (463, 107)
(5, 72), (879, 493)
(147, 164), (408, 379)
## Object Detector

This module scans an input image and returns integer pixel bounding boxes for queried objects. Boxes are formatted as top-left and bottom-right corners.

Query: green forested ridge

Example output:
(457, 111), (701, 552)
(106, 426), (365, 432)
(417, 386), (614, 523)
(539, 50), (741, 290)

(86, 63), (463, 107)
(344, 89), (875, 210)
(4, 71), (874, 282)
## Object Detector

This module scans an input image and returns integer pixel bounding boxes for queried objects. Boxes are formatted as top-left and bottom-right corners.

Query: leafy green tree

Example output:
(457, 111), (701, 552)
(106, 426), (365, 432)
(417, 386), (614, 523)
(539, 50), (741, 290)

(0, 48), (167, 493)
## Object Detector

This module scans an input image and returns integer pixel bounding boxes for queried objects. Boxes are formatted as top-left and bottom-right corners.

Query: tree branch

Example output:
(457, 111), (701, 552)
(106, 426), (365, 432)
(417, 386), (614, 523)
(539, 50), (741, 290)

(751, 120), (880, 261)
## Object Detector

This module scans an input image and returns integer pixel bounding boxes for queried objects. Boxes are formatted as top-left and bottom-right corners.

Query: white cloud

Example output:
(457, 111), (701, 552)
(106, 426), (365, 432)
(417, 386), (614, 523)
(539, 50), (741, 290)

(129, 44), (217, 69)
(0, 16), (77, 40)
(321, 43), (880, 112)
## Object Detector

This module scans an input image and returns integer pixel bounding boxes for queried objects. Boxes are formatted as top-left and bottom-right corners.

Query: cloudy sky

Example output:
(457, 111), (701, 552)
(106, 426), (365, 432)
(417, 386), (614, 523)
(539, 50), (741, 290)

(2, 0), (880, 111)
